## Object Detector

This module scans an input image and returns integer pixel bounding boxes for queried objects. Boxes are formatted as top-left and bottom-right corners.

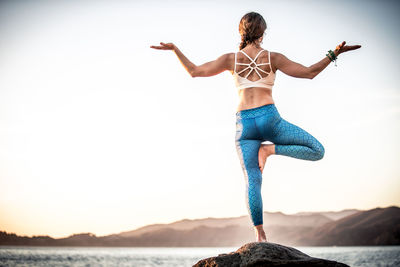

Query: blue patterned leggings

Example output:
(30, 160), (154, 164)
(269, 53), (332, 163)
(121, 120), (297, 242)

(235, 104), (324, 226)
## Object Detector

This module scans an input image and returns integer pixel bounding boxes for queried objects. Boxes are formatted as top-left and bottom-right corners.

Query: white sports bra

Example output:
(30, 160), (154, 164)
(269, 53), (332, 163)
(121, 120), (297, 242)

(232, 49), (276, 90)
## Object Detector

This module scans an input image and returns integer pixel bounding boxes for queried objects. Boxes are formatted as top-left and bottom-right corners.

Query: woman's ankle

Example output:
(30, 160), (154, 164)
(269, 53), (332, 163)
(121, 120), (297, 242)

(264, 144), (275, 155)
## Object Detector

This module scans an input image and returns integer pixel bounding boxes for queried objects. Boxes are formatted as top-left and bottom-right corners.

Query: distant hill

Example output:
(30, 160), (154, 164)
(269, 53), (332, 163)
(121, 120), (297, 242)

(1, 206), (398, 247)
(296, 206), (400, 246)
(293, 208), (360, 221)
(117, 210), (334, 238)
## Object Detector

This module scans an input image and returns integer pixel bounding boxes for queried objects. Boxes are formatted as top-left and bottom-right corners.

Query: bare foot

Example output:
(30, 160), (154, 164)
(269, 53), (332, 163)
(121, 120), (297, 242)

(258, 144), (275, 173)
(256, 231), (267, 242)
(254, 225), (268, 242)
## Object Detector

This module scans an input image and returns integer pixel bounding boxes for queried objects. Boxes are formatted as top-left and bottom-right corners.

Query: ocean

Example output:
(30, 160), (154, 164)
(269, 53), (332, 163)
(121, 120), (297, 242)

(0, 245), (399, 267)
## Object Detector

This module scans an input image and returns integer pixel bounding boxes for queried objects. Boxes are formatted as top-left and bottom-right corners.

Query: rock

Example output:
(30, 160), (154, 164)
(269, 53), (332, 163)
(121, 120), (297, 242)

(193, 242), (350, 267)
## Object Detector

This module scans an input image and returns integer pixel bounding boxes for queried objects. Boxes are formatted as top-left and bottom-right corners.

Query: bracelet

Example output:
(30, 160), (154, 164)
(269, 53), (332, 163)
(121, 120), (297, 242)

(326, 50), (335, 61)
(326, 52), (333, 61)
(328, 50), (337, 60)
(326, 52), (334, 63)
(326, 49), (338, 67)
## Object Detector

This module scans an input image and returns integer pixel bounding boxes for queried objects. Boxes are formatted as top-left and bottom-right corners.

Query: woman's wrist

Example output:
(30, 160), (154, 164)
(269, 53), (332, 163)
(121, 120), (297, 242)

(325, 48), (339, 66)
(333, 49), (340, 57)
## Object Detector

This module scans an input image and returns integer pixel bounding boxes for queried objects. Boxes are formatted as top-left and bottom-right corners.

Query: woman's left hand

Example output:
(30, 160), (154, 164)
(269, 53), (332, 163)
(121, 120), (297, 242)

(335, 41), (362, 54)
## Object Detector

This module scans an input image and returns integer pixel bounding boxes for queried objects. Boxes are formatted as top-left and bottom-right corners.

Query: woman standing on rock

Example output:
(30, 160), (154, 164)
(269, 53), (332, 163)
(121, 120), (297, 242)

(150, 12), (361, 242)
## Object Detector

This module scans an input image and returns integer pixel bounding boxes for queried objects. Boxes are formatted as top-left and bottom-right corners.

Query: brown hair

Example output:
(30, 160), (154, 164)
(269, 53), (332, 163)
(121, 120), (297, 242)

(239, 12), (267, 50)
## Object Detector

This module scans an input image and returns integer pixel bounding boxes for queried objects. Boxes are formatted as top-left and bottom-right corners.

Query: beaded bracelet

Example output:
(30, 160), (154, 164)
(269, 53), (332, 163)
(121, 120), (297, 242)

(329, 50), (336, 60)
(327, 43), (343, 67)
(326, 49), (338, 67)
(326, 51), (334, 61)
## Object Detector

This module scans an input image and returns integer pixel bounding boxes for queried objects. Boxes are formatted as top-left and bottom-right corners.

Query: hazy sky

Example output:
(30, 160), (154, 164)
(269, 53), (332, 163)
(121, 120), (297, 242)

(0, 0), (399, 238)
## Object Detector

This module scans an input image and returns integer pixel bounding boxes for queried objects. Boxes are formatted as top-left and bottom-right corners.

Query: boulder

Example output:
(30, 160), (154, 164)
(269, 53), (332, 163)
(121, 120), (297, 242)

(193, 242), (350, 267)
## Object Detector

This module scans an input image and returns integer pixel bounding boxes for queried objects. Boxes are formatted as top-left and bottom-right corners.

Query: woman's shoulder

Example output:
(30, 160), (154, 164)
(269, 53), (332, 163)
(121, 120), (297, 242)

(223, 52), (236, 59)
(215, 52), (235, 62)
(218, 52), (236, 66)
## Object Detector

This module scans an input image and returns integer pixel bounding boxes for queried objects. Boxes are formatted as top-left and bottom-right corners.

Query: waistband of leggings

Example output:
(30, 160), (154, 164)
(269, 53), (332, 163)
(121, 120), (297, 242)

(236, 103), (278, 119)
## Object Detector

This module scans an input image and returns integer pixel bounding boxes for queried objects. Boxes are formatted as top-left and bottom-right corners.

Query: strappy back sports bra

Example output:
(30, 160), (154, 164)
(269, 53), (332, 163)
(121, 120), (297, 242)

(232, 49), (276, 90)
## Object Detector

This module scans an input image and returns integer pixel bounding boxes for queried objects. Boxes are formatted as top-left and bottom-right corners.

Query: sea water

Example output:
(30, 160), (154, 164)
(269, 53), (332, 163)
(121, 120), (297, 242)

(0, 245), (399, 267)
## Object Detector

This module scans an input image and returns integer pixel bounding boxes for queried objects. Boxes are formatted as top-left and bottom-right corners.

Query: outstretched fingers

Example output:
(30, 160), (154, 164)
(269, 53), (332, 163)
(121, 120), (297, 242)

(336, 41), (346, 51)
(149, 42), (175, 50)
(347, 44), (362, 51)
(336, 41), (362, 54)
(150, 45), (165, 49)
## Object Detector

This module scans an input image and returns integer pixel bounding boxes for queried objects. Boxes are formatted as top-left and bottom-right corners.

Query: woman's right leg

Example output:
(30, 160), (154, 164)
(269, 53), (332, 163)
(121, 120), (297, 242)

(235, 112), (267, 242)
(235, 138), (267, 242)
(235, 139), (264, 227)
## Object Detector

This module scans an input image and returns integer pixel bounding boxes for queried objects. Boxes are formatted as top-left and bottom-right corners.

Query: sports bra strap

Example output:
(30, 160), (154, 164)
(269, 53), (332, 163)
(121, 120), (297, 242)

(232, 49), (276, 90)
(268, 51), (271, 68)
(235, 49), (272, 79)
(234, 52), (237, 73)
(239, 49), (265, 63)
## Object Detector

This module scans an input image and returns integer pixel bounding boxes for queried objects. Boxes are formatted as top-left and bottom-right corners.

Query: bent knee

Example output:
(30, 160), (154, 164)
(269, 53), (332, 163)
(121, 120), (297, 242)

(313, 143), (325, 161)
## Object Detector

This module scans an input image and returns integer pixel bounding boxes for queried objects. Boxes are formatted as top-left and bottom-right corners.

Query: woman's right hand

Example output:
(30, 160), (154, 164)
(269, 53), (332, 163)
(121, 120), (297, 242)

(150, 42), (175, 51)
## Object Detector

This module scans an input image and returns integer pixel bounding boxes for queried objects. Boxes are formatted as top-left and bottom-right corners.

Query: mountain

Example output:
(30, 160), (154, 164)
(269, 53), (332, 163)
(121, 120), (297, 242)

(1, 206), (398, 247)
(296, 206), (400, 246)
(293, 208), (359, 221)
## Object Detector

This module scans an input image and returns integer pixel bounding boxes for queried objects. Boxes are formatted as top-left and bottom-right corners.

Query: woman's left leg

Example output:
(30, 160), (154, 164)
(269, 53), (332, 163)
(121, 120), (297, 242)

(271, 117), (325, 161)
(267, 115), (325, 161)
(258, 115), (325, 171)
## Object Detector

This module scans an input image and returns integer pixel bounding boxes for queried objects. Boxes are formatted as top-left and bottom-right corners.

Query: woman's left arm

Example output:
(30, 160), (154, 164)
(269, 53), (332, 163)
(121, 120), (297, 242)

(150, 42), (231, 77)
(309, 41), (362, 78)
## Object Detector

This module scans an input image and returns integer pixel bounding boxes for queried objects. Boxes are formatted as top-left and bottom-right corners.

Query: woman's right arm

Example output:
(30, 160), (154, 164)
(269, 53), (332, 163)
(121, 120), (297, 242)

(275, 41), (361, 79)
(150, 42), (231, 77)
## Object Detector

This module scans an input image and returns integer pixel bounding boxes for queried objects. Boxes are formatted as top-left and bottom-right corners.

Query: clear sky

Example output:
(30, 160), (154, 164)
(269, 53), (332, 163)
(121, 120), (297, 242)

(0, 0), (399, 238)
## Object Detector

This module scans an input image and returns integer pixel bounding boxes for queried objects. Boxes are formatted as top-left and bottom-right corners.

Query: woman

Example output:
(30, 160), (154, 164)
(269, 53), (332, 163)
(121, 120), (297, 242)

(150, 12), (361, 242)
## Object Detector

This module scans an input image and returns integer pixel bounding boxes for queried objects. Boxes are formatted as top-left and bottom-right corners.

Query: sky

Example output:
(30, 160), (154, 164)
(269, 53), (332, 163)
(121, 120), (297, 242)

(0, 0), (399, 238)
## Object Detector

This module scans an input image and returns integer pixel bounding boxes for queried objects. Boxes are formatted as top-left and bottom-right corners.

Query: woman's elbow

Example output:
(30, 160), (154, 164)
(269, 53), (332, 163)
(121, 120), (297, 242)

(190, 68), (197, 78)
(190, 66), (203, 78)
(308, 68), (316, 79)
(189, 69), (201, 78)
(190, 67), (222, 78)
